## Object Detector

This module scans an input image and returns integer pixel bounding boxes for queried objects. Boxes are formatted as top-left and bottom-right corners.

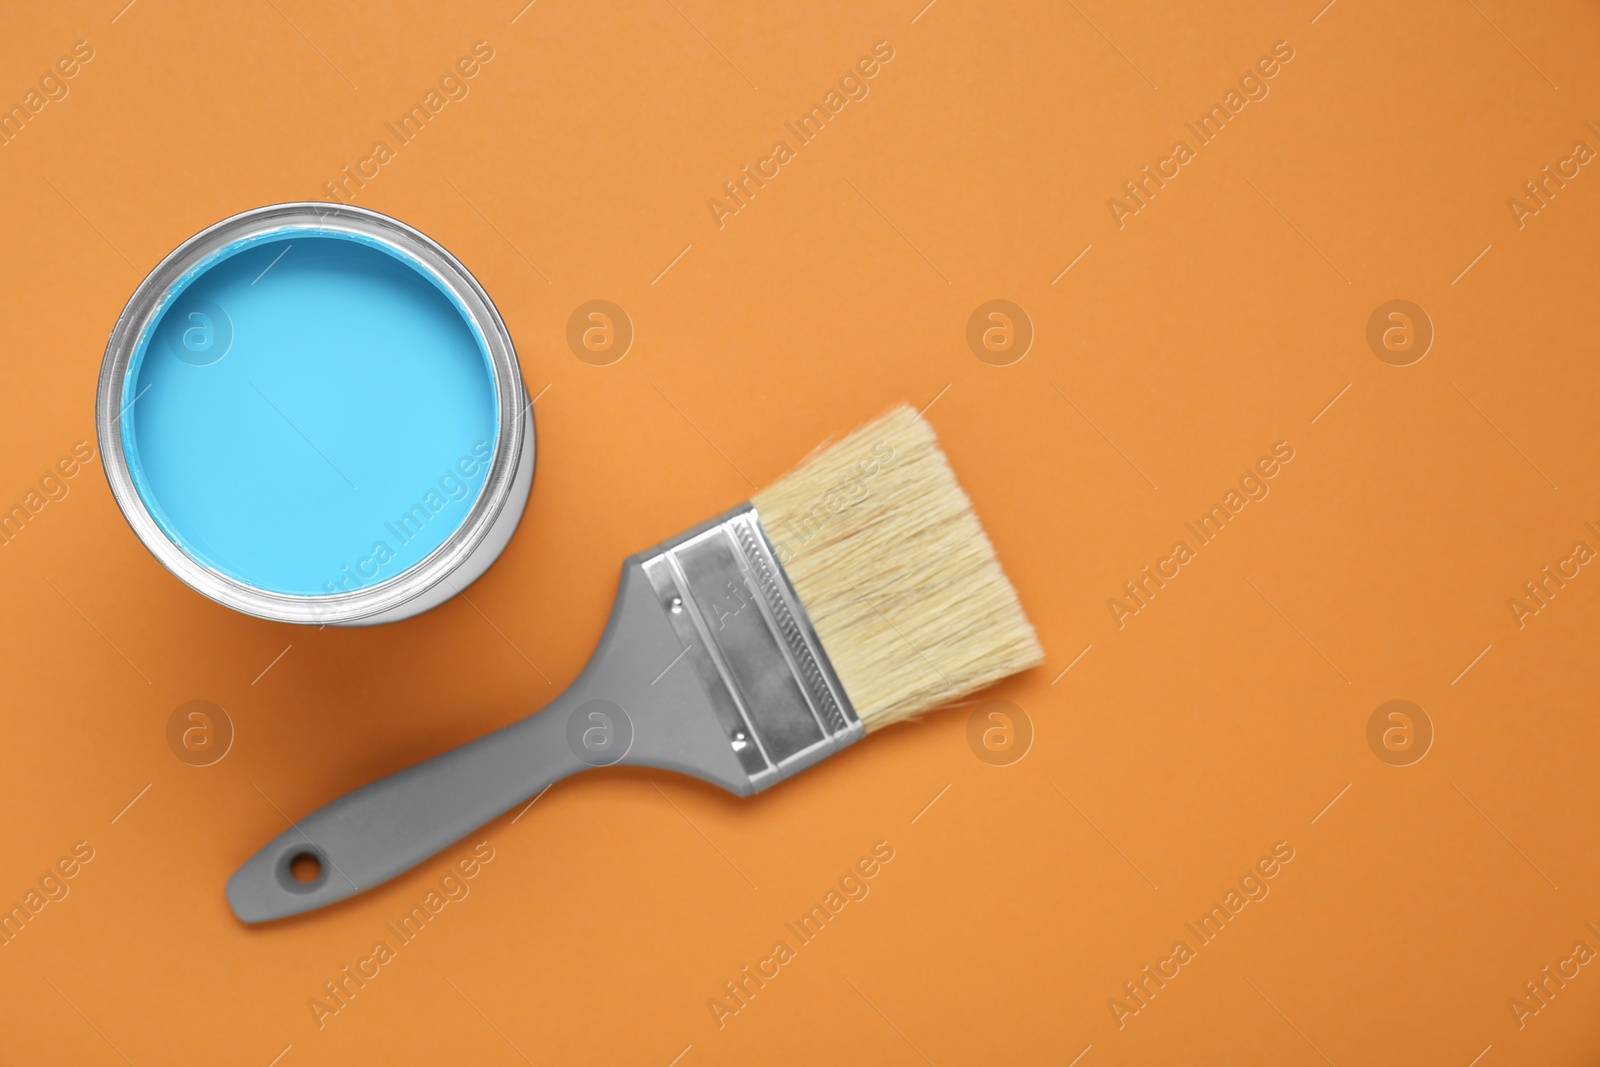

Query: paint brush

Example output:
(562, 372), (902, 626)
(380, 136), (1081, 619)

(228, 404), (1043, 921)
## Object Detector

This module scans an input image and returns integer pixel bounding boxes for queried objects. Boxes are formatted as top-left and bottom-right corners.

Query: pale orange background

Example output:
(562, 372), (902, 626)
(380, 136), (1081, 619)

(2, 1), (1599, 1063)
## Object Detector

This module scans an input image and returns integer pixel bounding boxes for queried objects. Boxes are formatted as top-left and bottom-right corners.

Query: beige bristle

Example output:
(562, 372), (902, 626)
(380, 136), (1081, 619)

(753, 404), (1043, 730)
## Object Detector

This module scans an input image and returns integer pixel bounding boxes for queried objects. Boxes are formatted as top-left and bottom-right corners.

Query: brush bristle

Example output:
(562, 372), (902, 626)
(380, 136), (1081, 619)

(753, 404), (1043, 730)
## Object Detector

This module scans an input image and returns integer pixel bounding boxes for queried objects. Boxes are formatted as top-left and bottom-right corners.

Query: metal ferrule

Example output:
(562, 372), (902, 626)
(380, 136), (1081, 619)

(637, 503), (862, 792)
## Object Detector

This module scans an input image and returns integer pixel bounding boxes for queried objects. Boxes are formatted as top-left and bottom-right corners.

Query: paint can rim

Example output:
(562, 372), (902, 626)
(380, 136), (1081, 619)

(96, 201), (532, 625)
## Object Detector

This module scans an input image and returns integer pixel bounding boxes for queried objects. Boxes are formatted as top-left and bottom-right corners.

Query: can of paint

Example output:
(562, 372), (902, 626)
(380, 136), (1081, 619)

(96, 202), (534, 626)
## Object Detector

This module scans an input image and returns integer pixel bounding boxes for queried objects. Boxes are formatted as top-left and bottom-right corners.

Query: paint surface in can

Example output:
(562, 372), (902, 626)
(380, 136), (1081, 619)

(122, 232), (498, 595)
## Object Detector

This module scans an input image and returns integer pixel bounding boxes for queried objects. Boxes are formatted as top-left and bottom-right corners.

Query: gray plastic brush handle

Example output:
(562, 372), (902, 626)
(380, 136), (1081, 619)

(226, 560), (754, 923)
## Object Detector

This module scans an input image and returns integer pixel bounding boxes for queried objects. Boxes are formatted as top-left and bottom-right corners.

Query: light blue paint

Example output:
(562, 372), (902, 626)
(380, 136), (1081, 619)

(122, 231), (499, 596)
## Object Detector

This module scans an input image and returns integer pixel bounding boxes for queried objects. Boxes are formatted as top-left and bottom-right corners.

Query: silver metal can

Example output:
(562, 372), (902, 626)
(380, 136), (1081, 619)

(95, 202), (534, 626)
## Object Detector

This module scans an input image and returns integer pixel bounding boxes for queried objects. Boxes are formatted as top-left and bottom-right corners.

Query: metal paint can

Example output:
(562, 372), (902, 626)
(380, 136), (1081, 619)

(96, 202), (533, 625)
